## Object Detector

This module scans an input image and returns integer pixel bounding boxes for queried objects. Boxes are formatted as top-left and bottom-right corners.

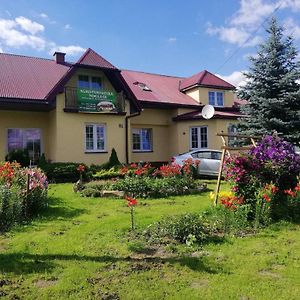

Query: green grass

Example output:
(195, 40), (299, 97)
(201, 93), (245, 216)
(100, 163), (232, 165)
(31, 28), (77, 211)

(0, 182), (300, 299)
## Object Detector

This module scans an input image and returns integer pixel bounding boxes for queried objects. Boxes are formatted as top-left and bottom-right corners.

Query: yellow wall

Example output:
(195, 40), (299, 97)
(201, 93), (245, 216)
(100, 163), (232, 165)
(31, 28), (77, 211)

(0, 110), (50, 161)
(172, 119), (238, 156)
(186, 87), (235, 107)
(51, 92), (127, 165)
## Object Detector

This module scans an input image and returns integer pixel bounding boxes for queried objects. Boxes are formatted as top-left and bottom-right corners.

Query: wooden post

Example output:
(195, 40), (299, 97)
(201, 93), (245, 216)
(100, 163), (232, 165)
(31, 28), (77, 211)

(214, 148), (226, 206)
(214, 133), (260, 206)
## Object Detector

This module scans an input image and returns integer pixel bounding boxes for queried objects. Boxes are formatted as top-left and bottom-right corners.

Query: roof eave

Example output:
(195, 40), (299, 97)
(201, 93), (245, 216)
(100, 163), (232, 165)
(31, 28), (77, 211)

(180, 83), (236, 92)
(139, 100), (201, 109)
(0, 97), (53, 111)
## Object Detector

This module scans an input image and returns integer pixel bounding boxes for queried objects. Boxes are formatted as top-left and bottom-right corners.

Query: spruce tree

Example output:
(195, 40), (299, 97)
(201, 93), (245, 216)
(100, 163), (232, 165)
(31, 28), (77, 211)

(238, 17), (300, 145)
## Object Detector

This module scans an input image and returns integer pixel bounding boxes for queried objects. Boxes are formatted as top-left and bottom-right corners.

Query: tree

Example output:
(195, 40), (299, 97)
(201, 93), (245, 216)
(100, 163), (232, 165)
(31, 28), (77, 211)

(238, 17), (300, 145)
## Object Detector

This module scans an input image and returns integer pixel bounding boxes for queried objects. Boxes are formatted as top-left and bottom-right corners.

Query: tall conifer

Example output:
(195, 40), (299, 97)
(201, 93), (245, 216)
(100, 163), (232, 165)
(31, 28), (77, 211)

(238, 17), (300, 144)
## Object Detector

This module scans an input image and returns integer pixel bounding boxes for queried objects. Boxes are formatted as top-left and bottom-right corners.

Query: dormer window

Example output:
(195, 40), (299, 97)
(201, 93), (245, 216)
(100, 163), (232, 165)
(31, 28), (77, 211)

(208, 91), (224, 107)
(78, 75), (102, 90)
(133, 81), (152, 92)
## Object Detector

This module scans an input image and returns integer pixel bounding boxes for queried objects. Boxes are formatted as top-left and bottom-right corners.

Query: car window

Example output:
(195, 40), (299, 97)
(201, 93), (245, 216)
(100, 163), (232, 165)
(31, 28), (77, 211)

(211, 151), (222, 160)
(191, 151), (211, 159)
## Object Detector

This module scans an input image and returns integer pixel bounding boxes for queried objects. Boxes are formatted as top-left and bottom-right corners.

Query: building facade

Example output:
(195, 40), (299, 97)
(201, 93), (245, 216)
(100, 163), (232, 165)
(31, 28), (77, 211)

(0, 48), (243, 165)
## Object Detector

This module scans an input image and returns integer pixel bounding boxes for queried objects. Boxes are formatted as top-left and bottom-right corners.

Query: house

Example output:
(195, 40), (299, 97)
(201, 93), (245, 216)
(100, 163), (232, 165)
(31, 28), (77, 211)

(0, 48), (243, 165)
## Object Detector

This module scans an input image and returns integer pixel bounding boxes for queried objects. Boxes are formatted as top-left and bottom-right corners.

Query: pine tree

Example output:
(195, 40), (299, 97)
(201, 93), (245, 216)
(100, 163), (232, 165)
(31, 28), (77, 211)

(238, 17), (300, 145)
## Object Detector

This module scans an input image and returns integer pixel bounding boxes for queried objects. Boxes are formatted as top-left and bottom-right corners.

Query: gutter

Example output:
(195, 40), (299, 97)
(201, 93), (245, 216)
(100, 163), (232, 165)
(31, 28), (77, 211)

(125, 111), (141, 164)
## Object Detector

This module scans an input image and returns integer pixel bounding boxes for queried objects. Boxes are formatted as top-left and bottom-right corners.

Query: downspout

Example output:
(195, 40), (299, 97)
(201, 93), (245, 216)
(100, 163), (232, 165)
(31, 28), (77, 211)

(125, 111), (141, 164)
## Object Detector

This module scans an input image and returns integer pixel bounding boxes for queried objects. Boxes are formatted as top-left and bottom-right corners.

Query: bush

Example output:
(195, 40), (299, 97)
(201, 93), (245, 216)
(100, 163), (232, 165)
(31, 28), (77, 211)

(5, 149), (30, 167)
(224, 135), (300, 222)
(144, 213), (210, 245)
(93, 167), (121, 180)
(41, 162), (89, 183)
(110, 176), (196, 198)
(0, 162), (48, 232)
(100, 148), (121, 170)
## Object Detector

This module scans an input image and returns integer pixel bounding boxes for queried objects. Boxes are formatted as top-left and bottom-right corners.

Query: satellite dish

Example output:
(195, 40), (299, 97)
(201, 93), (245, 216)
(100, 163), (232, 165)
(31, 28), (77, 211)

(201, 105), (215, 119)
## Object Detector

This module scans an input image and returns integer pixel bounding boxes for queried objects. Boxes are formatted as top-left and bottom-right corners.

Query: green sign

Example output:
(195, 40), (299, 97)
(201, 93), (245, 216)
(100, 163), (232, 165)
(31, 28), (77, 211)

(77, 88), (117, 112)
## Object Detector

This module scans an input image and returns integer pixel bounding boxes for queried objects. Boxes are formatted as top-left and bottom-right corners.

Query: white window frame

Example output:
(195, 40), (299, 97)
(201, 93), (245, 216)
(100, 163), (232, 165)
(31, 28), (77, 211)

(189, 126), (208, 150)
(208, 91), (224, 107)
(85, 123), (106, 152)
(132, 128), (152, 152)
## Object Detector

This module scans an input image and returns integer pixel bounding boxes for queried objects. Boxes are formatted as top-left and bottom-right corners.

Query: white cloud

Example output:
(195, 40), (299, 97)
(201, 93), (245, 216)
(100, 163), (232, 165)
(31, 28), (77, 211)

(0, 18), (45, 49)
(168, 37), (177, 43)
(15, 16), (44, 35)
(206, 24), (262, 47)
(217, 70), (247, 88)
(64, 24), (72, 30)
(39, 13), (48, 19)
(283, 17), (300, 40)
(231, 0), (276, 27)
(50, 45), (86, 56)
(280, 0), (300, 11)
(0, 16), (84, 56)
(0, 47), (3, 53)
(205, 0), (285, 48)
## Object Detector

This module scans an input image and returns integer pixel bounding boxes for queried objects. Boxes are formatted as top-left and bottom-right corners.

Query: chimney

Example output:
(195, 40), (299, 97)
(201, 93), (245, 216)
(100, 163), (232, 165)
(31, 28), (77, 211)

(53, 51), (66, 64)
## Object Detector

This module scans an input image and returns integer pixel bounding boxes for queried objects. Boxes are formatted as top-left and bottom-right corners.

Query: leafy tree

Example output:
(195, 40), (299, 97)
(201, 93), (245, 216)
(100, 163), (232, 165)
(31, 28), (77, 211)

(238, 17), (300, 145)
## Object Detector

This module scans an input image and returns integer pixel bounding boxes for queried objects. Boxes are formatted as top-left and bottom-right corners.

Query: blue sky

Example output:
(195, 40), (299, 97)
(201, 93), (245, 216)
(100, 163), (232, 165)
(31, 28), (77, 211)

(0, 0), (300, 86)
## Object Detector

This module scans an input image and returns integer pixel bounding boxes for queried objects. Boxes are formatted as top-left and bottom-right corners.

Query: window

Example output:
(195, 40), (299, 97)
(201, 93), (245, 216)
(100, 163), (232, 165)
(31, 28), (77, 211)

(190, 126), (208, 149)
(85, 124), (106, 152)
(7, 129), (41, 164)
(228, 123), (238, 147)
(133, 81), (152, 92)
(132, 128), (152, 151)
(191, 150), (221, 160)
(78, 75), (102, 89)
(208, 91), (224, 106)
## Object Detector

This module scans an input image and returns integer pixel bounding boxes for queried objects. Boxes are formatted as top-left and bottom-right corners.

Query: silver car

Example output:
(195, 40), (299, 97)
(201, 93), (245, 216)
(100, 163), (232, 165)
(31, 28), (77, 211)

(171, 149), (222, 177)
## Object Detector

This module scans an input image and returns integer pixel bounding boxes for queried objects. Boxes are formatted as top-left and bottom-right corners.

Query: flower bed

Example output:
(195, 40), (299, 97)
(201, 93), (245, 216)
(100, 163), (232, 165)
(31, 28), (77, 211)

(80, 160), (205, 199)
(222, 135), (300, 224)
(0, 162), (48, 232)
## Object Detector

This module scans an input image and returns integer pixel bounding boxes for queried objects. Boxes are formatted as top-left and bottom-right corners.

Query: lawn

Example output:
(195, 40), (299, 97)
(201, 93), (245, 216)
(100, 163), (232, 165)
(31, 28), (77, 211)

(0, 182), (300, 299)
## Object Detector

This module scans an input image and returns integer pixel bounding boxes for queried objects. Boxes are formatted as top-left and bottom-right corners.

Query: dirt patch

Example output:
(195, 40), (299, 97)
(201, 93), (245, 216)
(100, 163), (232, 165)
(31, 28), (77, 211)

(190, 279), (209, 289)
(34, 278), (58, 288)
(258, 270), (281, 278)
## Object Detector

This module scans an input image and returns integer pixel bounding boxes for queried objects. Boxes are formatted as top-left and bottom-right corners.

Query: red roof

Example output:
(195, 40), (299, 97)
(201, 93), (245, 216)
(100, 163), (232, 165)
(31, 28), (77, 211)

(0, 53), (70, 100)
(121, 70), (200, 106)
(173, 108), (243, 121)
(76, 48), (117, 69)
(180, 70), (235, 91)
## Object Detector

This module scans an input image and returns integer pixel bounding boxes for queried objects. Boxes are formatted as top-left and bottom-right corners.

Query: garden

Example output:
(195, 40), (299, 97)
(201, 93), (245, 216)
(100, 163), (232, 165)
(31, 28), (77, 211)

(0, 135), (300, 299)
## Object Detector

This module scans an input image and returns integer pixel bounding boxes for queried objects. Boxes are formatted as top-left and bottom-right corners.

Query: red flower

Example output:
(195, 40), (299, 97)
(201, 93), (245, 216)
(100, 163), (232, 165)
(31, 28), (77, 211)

(77, 164), (86, 173)
(262, 193), (271, 202)
(125, 196), (138, 207)
(284, 189), (296, 197)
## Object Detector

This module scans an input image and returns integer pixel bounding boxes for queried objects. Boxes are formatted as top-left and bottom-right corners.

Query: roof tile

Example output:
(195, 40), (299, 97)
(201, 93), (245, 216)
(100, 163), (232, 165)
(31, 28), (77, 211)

(180, 70), (235, 91)
(76, 48), (117, 69)
(121, 70), (200, 106)
(0, 53), (70, 100)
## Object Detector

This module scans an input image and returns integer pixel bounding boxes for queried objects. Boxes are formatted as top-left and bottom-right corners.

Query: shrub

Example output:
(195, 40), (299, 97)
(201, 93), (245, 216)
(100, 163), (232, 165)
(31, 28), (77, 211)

(93, 167), (121, 180)
(5, 149), (30, 167)
(41, 162), (89, 183)
(110, 176), (196, 198)
(144, 213), (210, 245)
(0, 162), (48, 232)
(224, 134), (300, 222)
(100, 148), (121, 170)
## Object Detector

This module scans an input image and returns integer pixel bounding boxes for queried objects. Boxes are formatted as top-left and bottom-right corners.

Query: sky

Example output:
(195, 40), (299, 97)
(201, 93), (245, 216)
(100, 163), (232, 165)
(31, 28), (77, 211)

(0, 0), (300, 87)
